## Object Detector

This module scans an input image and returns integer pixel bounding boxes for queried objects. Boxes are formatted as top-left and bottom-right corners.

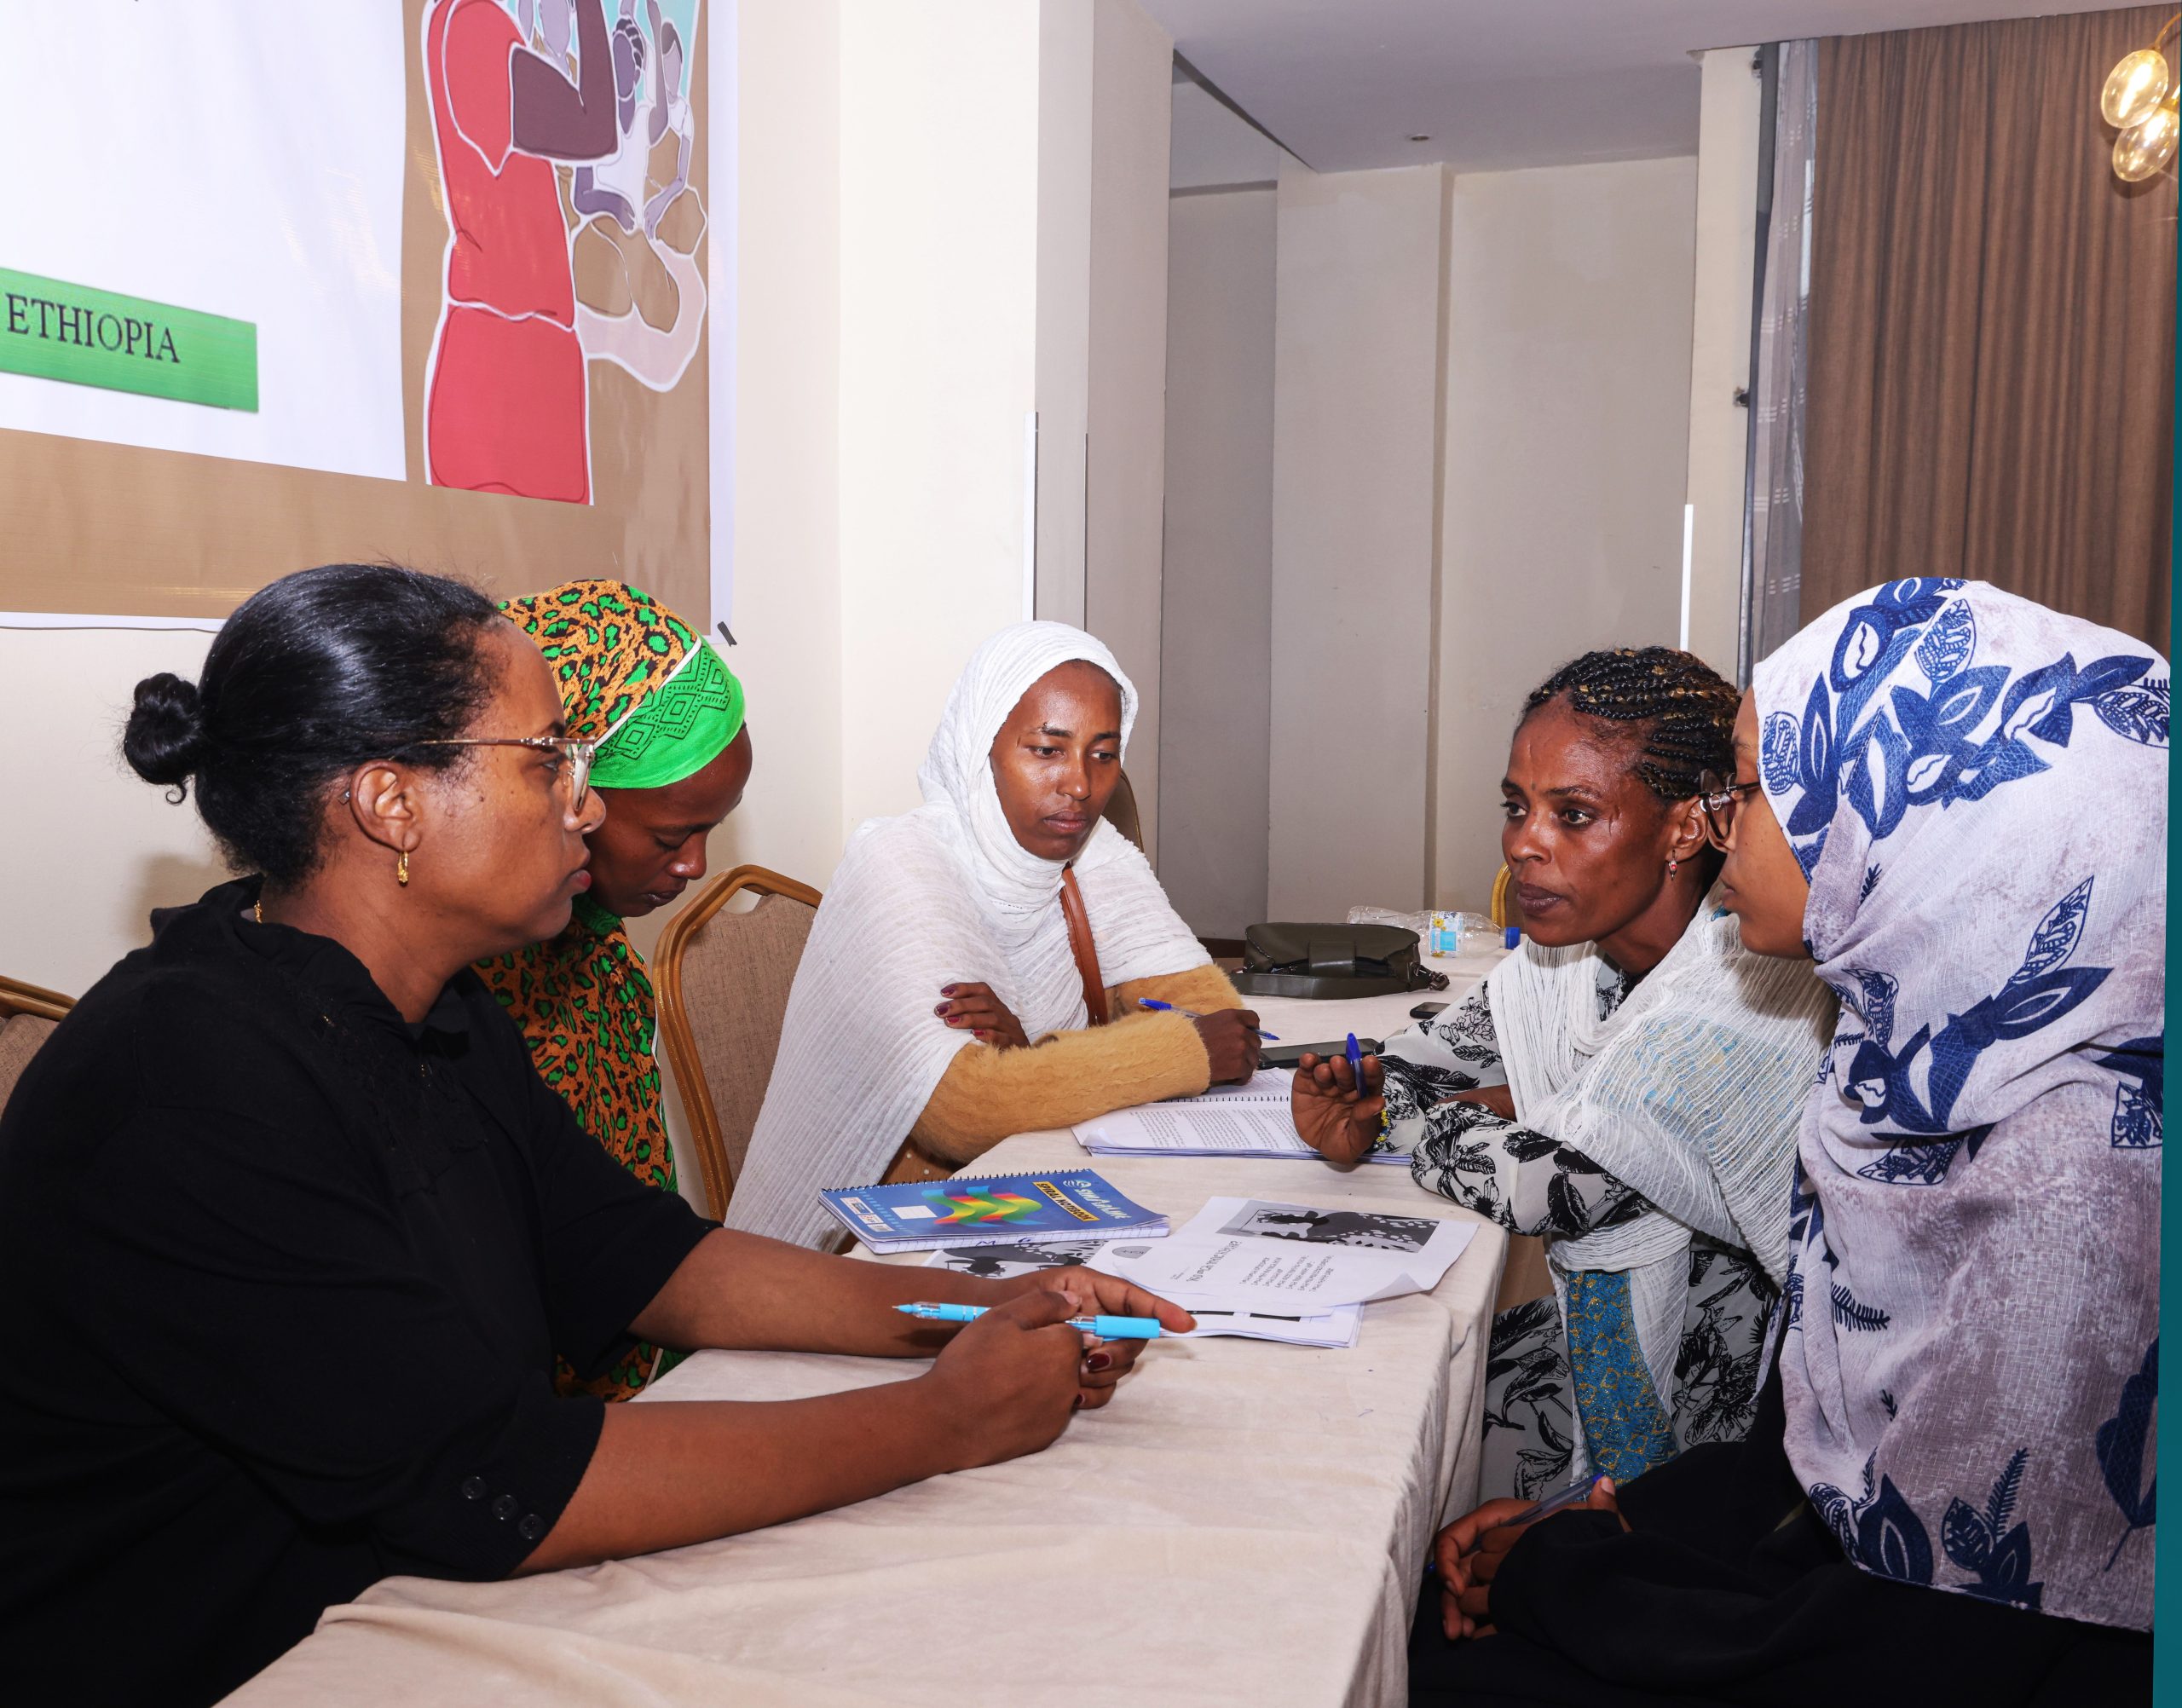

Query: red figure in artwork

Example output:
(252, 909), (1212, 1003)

(424, 0), (616, 503)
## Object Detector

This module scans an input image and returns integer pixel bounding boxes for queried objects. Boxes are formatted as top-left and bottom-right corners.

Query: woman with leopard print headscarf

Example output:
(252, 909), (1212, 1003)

(477, 580), (751, 1399)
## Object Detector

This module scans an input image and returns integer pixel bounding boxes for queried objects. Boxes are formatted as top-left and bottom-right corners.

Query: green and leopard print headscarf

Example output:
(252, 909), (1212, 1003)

(478, 580), (745, 1400)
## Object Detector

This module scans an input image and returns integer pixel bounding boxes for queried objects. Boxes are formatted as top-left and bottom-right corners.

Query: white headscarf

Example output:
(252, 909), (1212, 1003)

(726, 622), (1210, 1248)
(1759, 580), (2165, 1630)
(1486, 888), (1836, 1460)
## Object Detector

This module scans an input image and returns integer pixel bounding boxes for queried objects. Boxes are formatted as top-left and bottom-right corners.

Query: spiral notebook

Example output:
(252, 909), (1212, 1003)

(817, 1169), (1168, 1254)
(1074, 1070), (1409, 1165)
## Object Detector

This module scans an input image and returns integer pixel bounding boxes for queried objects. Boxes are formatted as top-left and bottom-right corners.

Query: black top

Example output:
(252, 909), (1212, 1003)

(0, 880), (712, 1706)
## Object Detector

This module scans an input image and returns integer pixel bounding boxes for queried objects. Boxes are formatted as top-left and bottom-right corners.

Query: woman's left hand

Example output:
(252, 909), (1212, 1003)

(994, 1269), (1195, 1406)
(1442, 1478), (1625, 1637)
(937, 983), (1031, 1050)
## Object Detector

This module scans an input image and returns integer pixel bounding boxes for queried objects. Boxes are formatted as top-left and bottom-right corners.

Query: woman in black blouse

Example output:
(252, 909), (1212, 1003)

(0, 563), (1187, 1708)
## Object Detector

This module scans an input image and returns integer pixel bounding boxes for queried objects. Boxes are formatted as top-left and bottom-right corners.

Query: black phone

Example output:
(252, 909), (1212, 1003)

(1260, 1040), (1381, 1070)
(1409, 1001), (1448, 1019)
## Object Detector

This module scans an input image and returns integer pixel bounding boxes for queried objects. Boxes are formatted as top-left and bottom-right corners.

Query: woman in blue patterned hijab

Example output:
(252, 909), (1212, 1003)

(1756, 578), (2162, 1632)
(1412, 580), (2160, 1705)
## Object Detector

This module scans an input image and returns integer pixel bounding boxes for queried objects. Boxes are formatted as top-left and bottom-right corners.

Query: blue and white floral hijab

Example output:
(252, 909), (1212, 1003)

(1758, 580), (2163, 1631)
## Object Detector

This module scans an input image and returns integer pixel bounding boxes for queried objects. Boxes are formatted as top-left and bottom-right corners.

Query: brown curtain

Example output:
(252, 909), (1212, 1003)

(1803, 5), (2175, 648)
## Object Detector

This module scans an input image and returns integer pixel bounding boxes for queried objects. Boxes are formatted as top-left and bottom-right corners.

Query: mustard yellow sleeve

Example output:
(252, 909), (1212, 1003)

(909, 1010), (1214, 1165)
(1109, 962), (1246, 1017)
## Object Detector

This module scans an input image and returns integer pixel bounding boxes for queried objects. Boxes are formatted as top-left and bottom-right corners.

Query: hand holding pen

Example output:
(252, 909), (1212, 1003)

(898, 1301), (1168, 1339)
(1288, 1035), (1386, 1166)
(1137, 998), (1279, 1041)
(1433, 1477), (1625, 1641)
(902, 1274), (1194, 1455)
(1137, 999), (1270, 1086)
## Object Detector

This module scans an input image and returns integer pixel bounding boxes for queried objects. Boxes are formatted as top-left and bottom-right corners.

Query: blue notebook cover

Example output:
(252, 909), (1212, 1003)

(819, 1170), (1168, 1252)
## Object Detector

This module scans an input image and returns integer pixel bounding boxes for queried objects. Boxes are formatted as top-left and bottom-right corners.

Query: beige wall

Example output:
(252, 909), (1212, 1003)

(1432, 157), (1700, 911)
(0, 624), (227, 995)
(1157, 186), (1275, 938)
(1267, 161), (1452, 919)
(1082, 0), (1174, 854)
(703, 0), (845, 902)
(1683, 46), (1763, 682)
(1034, 0), (1094, 628)
(835, 0), (1045, 833)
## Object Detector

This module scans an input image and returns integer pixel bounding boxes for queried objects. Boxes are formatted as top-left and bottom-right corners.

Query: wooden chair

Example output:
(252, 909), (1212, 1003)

(1102, 766), (1144, 850)
(0, 975), (73, 1119)
(1490, 864), (1514, 928)
(1480, 871), (1552, 1309)
(652, 865), (823, 1219)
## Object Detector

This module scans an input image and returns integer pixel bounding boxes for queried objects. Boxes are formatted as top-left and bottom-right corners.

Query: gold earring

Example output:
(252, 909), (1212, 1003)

(396, 849), (411, 887)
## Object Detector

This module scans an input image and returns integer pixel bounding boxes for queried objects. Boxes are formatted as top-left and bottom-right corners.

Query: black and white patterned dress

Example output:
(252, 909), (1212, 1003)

(1380, 975), (1775, 1502)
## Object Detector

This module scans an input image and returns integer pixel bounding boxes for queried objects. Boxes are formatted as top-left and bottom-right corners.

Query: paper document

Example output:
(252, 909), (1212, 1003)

(921, 1244), (1361, 1347)
(1076, 1070), (1409, 1165)
(1175, 1069), (1293, 1104)
(1180, 1304), (1361, 1347)
(1087, 1196), (1475, 1309)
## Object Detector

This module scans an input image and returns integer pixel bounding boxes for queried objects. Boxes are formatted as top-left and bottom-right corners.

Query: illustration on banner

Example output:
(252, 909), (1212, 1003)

(422, 0), (706, 504)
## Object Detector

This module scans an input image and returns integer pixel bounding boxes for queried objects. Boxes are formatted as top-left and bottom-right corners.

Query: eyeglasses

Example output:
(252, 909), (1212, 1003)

(1696, 770), (1763, 851)
(413, 737), (598, 811)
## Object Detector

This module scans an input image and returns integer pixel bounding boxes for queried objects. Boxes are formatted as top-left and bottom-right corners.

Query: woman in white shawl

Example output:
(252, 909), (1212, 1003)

(1294, 647), (1836, 1505)
(730, 622), (1259, 1248)
(1417, 580), (2158, 1704)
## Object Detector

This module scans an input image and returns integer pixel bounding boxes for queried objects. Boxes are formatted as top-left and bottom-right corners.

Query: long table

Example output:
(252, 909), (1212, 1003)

(227, 971), (1504, 1708)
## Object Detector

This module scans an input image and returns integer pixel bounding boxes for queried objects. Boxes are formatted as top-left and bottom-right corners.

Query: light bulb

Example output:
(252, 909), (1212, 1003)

(2114, 99), (2180, 182)
(2103, 48), (2171, 130)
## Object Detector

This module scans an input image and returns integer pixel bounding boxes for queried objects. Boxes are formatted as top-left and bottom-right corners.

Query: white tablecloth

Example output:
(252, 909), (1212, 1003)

(227, 1152), (1504, 1708)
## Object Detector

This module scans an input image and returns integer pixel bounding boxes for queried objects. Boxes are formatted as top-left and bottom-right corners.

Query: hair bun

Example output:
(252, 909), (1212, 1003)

(124, 672), (209, 787)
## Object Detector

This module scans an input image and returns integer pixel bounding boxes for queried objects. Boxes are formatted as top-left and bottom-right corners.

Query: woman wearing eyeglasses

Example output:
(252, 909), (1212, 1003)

(473, 580), (753, 1399)
(0, 563), (1189, 1708)
(1292, 648), (1835, 1506)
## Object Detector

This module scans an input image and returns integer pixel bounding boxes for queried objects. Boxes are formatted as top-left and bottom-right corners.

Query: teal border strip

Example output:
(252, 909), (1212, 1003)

(2159, 202), (2177, 1693)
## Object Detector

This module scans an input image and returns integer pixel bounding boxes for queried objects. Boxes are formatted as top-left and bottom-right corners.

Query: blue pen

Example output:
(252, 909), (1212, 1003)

(895, 1301), (1164, 1339)
(1346, 1031), (1366, 1088)
(1136, 997), (1279, 1042)
(1506, 1473), (1606, 1526)
(1424, 1474), (1605, 1577)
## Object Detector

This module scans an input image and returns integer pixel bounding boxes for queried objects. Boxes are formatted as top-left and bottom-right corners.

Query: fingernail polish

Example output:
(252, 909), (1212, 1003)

(1087, 1351), (1113, 1371)
(942, 984), (958, 995)
(934, 1003), (950, 1016)
(1073, 1394), (1085, 1410)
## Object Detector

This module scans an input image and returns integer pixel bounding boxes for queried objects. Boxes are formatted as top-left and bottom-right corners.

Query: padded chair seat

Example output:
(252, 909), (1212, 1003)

(0, 1013), (57, 1117)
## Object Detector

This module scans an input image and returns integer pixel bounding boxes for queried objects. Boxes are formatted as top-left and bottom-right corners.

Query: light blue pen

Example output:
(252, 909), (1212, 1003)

(1135, 997), (1279, 1041)
(895, 1301), (1164, 1339)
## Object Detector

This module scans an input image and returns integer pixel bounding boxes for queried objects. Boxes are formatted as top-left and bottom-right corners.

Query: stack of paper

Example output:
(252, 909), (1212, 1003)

(921, 1241), (1361, 1347)
(1073, 1070), (1410, 1165)
(1087, 1196), (1476, 1312)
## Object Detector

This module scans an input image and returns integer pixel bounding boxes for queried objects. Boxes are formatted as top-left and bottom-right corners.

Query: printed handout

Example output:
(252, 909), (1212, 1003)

(1087, 1197), (1475, 1308)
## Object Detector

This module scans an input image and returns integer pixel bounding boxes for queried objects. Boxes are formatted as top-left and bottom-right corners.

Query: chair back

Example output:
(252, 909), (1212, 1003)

(653, 865), (823, 1218)
(1102, 767), (1144, 851)
(1490, 864), (1514, 929)
(0, 976), (73, 1120)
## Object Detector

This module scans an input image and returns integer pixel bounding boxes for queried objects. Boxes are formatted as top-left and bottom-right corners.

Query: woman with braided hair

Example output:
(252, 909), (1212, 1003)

(1294, 647), (1835, 1507)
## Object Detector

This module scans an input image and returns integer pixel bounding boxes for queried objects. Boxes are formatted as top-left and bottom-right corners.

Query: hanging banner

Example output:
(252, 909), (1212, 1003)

(0, 0), (712, 626)
(0, 270), (258, 413)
